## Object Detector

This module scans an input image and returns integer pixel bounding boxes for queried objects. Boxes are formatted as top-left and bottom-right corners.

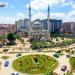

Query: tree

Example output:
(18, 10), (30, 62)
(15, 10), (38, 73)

(7, 33), (16, 44)
(0, 34), (7, 45)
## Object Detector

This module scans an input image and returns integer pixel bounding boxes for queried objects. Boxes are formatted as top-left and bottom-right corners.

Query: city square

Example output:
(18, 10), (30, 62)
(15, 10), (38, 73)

(0, 34), (75, 75)
(0, 0), (75, 75)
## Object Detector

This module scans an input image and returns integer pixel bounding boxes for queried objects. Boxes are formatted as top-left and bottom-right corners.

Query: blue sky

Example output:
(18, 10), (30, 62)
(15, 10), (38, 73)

(0, 0), (75, 24)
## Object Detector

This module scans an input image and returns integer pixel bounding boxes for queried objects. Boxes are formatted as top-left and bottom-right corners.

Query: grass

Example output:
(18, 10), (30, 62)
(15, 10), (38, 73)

(13, 54), (58, 74)
(1, 56), (10, 60)
(30, 37), (75, 49)
(69, 57), (75, 72)
(66, 71), (73, 75)
(0, 52), (3, 54)
(9, 51), (28, 54)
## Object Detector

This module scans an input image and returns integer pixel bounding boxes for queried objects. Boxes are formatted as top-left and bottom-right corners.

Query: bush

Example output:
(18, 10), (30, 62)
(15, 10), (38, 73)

(69, 57), (75, 72)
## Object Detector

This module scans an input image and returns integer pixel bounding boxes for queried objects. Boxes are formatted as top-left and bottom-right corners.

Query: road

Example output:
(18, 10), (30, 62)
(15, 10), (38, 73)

(0, 51), (73, 75)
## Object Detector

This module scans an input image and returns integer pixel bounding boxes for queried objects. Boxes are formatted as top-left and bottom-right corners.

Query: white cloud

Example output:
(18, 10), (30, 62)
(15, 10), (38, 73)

(71, 4), (75, 9)
(26, 0), (67, 11)
(51, 13), (65, 19)
(31, 12), (47, 21)
(1, 0), (75, 24)
(0, 13), (25, 24)
(17, 13), (25, 18)
(0, 9), (75, 24)
(26, 0), (75, 22)
(0, 15), (17, 24)
(31, 9), (75, 22)
(52, 10), (75, 22)
(26, 0), (75, 11)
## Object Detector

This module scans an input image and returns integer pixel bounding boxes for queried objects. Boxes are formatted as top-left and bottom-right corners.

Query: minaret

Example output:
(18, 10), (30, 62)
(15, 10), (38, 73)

(47, 5), (50, 32)
(29, 4), (31, 29)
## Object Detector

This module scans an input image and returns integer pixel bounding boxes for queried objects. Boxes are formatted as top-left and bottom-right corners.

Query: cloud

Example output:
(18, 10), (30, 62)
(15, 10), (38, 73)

(31, 9), (75, 22)
(26, 0), (67, 11)
(26, 0), (75, 11)
(0, 0), (75, 24)
(26, 0), (75, 22)
(0, 15), (17, 24)
(17, 13), (25, 18)
(50, 13), (66, 19)
(0, 2), (8, 7)
(31, 12), (47, 21)
(0, 13), (25, 24)
(51, 10), (75, 22)
(0, 9), (75, 24)
(1, 9), (75, 24)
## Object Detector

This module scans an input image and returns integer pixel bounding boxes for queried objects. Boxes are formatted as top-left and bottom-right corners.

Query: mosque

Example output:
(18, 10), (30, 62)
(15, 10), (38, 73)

(28, 5), (50, 41)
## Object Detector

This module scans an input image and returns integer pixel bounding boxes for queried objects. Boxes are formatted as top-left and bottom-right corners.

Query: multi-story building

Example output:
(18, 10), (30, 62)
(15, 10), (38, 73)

(41, 19), (62, 33)
(0, 24), (16, 35)
(62, 22), (75, 34)
(16, 19), (30, 32)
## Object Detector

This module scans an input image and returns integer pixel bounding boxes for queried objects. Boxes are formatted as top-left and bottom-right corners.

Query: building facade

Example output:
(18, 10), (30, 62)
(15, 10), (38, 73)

(62, 22), (75, 34)
(15, 19), (30, 32)
(28, 4), (50, 41)
(28, 20), (50, 41)
(42, 19), (62, 33)
(0, 24), (16, 34)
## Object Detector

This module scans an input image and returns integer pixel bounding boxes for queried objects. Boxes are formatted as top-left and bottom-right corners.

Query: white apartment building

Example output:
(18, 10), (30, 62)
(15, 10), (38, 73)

(16, 19), (30, 32)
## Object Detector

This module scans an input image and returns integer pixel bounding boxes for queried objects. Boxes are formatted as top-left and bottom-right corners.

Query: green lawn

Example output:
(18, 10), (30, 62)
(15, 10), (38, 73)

(1, 56), (10, 60)
(13, 54), (58, 74)
(30, 37), (75, 49)
(69, 57), (75, 72)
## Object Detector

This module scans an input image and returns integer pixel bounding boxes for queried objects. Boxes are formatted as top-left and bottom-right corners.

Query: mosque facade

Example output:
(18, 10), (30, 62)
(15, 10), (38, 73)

(28, 5), (50, 41)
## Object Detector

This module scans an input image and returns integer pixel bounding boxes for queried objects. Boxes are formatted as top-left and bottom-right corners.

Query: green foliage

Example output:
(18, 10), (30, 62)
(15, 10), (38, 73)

(31, 41), (51, 49)
(69, 57), (75, 72)
(24, 32), (28, 37)
(7, 33), (16, 42)
(61, 37), (64, 40)
(66, 71), (73, 75)
(13, 54), (58, 74)
(0, 35), (6, 41)
(45, 72), (58, 75)
(15, 34), (20, 39)
(30, 37), (75, 49)
(1, 56), (10, 60)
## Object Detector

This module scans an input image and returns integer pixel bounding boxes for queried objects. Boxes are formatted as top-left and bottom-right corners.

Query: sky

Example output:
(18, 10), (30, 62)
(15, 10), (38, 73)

(0, 0), (75, 24)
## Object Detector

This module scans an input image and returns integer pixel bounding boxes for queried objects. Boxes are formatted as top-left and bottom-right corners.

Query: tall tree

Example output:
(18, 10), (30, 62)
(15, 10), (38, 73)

(7, 33), (16, 44)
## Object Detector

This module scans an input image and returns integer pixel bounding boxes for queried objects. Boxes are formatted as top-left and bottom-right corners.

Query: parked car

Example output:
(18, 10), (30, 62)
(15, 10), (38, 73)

(53, 54), (59, 58)
(66, 54), (70, 58)
(11, 73), (19, 75)
(4, 61), (9, 67)
(55, 50), (61, 53)
(16, 53), (22, 57)
(61, 65), (67, 71)
(11, 73), (15, 75)
(16, 73), (19, 75)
